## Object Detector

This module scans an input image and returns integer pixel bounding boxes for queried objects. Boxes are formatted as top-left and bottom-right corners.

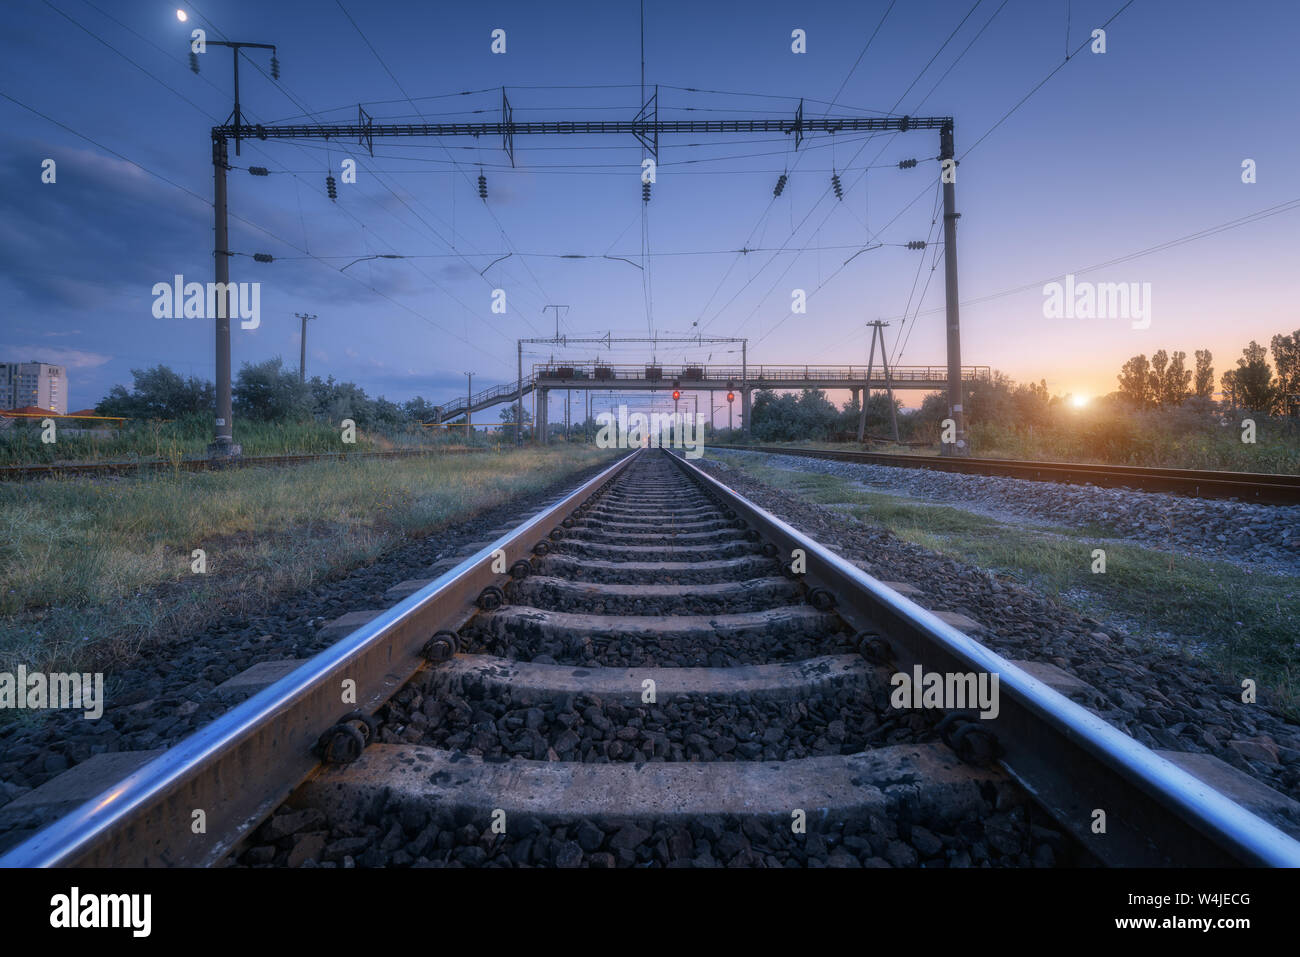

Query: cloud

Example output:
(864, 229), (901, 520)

(0, 344), (112, 369)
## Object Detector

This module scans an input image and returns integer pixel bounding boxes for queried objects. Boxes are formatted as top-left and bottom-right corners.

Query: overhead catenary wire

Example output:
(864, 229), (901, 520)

(333, 0), (557, 321)
(0, 88), (512, 372)
(78, 0), (529, 356)
(42, 0), (1150, 389)
(185, 0), (551, 349)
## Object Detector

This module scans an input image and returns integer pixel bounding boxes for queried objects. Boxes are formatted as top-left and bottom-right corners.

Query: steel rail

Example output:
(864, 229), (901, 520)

(0, 452), (636, 867)
(668, 449), (1300, 866)
(719, 445), (1300, 506)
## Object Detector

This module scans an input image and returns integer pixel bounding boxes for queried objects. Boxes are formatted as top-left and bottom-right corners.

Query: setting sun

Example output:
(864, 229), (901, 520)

(1071, 394), (1090, 409)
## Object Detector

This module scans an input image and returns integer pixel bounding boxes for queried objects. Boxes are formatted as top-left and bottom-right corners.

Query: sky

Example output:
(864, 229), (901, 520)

(1, 0), (1298, 423)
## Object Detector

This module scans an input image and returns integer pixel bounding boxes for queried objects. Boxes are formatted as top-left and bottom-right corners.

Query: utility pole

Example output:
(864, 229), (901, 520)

(857, 320), (900, 444)
(464, 372), (473, 433)
(543, 305), (569, 340)
(205, 39), (277, 459)
(741, 338), (749, 439)
(210, 132), (233, 456)
(296, 313), (317, 383)
(516, 339), (524, 446)
(940, 123), (967, 456)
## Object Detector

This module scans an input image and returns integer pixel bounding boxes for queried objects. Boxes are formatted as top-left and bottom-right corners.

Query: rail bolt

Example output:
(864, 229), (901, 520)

(937, 711), (1003, 766)
(509, 560), (533, 579)
(855, 632), (893, 664)
(533, 541), (551, 556)
(808, 587), (836, 611)
(745, 529), (761, 541)
(423, 631), (460, 662)
(950, 723), (1003, 766)
(316, 723), (366, 764)
(339, 710), (380, 745)
(562, 518), (576, 529)
(549, 527), (566, 541)
(760, 543), (779, 557)
(476, 585), (506, 611)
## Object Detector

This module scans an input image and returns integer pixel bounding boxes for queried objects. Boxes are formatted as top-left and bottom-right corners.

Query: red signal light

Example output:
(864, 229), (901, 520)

(727, 392), (735, 402)
(672, 390), (681, 401)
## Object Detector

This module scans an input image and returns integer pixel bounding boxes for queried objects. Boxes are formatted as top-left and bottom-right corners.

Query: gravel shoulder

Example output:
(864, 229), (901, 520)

(0, 456), (618, 841)
(696, 452), (1300, 807)
(728, 450), (1300, 574)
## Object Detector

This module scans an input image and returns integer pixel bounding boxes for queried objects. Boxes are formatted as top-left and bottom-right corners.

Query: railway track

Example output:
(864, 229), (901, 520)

(3, 448), (1298, 868)
(719, 444), (1300, 505)
(0, 446), (484, 481)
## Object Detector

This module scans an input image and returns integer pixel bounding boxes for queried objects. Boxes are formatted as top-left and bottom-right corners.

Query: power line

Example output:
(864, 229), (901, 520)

(961, 0), (1138, 160)
(180, 1), (543, 349)
(697, 2), (987, 338)
(334, 0), (556, 317)
(890, 195), (1300, 321)
(0, 89), (510, 372)
(56, 0), (524, 359)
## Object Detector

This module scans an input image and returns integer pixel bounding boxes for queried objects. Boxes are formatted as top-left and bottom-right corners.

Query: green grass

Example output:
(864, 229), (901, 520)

(0, 446), (618, 677)
(968, 415), (1300, 473)
(712, 452), (1300, 715)
(0, 415), (504, 467)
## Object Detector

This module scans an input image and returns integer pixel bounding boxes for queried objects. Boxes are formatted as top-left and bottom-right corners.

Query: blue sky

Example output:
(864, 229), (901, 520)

(2, 0), (1298, 421)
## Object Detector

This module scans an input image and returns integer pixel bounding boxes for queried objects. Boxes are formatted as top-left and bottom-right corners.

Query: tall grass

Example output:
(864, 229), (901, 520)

(0, 446), (617, 676)
(718, 407), (1300, 473)
(970, 407), (1300, 472)
(0, 414), (503, 467)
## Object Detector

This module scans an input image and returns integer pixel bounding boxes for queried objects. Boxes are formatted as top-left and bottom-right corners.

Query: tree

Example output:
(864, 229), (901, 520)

(1193, 350), (1214, 399)
(1154, 350), (1191, 407)
(966, 371), (1015, 428)
(1150, 350), (1169, 406)
(1012, 378), (1053, 425)
(95, 365), (214, 420)
(308, 375), (374, 426)
(1116, 354), (1153, 408)
(1228, 341), (1277, 413)
(234, 357), (313, 421)
(498, 403), (532, 442)
(1271, 330), (1300, 417)
(403, 396), (438, 423)
(750, 389), (840, 441)
(370, 396), (404, 428)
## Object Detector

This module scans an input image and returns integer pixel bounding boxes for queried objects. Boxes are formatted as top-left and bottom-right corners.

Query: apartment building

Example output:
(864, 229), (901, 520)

(0, 361), (66, 414)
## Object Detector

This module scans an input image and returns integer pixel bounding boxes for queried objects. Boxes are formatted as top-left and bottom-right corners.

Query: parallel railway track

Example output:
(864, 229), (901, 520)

(719, 444), (1300, 505)
(3, 448), (1298, 868)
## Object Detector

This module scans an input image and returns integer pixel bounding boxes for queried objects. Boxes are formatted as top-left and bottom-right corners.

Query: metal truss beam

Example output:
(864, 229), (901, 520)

(217, 114), (951, 143)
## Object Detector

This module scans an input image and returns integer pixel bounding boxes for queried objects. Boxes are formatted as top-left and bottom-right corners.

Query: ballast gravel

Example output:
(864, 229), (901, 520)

(697, 454), (1300, 806)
